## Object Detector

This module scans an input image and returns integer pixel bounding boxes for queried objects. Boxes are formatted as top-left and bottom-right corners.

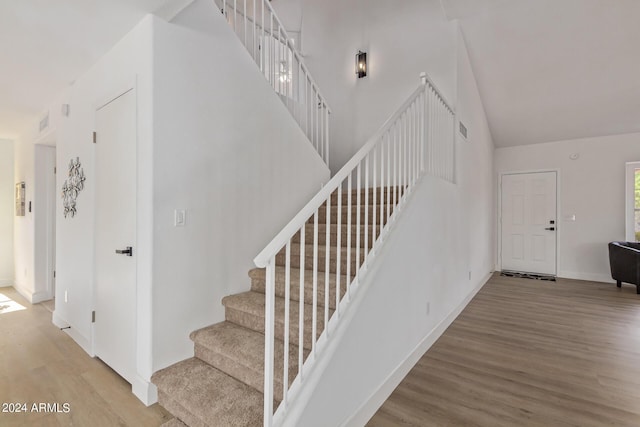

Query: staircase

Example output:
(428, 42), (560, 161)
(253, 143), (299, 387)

(151, 189), (395, 426)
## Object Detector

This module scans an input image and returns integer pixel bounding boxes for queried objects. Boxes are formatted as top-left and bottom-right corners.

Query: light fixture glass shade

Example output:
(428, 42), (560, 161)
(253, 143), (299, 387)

(356, 51), (367, 78)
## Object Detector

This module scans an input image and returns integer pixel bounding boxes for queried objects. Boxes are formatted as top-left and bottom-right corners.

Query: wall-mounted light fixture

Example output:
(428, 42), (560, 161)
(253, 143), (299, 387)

(356, 50), (367, 78)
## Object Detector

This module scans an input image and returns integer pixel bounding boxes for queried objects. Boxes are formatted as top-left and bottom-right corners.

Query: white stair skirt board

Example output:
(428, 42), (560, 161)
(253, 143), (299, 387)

(342, 272), (492, 427)
(133, 376), (158, 406)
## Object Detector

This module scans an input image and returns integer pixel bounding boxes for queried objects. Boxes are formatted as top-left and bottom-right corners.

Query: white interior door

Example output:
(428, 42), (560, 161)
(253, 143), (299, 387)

(501, 171), (557, 275)
(94, 89), (137, 384)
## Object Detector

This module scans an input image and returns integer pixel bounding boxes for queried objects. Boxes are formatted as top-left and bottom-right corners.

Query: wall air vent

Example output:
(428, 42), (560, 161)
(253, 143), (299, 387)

(39, 112), (49, 133)
(459, 121), (468, 140)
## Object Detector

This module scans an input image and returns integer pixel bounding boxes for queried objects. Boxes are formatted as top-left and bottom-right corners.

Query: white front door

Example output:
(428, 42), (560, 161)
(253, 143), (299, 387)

(501, 171), (557, 276)
(94, 89), (137, 384)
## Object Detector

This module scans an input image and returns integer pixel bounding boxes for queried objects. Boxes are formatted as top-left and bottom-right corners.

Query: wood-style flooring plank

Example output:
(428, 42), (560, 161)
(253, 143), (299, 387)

(0, 287), (170, 426)
(368, 274), (640, 427)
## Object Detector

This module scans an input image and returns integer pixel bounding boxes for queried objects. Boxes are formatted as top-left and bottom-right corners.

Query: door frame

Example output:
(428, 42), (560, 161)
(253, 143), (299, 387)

(498, 169), (560, 275)
(625, 162), (640, 242)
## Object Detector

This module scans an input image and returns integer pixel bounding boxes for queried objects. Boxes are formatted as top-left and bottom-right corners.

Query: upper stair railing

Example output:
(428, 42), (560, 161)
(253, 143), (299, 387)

(216, 0), (331, 165)
(254, 73), (455, 426)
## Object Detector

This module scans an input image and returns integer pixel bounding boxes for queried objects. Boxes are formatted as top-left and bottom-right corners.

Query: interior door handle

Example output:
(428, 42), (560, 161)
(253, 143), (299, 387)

(545, 227), (555, 231)
(115, 246), (133, 256)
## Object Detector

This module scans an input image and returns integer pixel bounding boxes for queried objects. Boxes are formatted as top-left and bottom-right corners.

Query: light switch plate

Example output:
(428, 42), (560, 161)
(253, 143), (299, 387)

(175, 209), (186, 227)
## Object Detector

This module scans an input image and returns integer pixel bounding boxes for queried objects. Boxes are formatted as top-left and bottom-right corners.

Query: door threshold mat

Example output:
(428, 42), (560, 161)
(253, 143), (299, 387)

(501, 270), (556, 281)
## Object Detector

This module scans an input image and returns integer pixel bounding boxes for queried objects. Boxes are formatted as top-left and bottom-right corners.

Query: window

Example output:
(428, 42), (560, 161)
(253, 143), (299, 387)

(626, 162), (640, 242)
(635, 168), (640, 241)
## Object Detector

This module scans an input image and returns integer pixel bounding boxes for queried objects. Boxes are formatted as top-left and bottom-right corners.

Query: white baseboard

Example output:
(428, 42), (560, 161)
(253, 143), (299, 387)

(52, 311), (94, 356)
(342, 271), (492, 427)
(0, 279), (13, 287)
(12, 282), (52, 304)
(558, 270), (614, 284)
(133, 376), (158, 406)
(31, 290), (53, 304)
(52, 311), (70, 329)
(13, 282), (34, 303)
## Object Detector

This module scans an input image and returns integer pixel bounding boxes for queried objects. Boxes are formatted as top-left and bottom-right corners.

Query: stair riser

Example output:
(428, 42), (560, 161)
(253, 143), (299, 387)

(158, 392), (208, 427)
(251, 274), (349, 309)
(312, 205), (394, 226)
(225, 307), (328, 351)
(275, 247), (364, 275)
(194, 345), (300, 399)
(329, 187), (406, 204)
(292, 225), (382, 248)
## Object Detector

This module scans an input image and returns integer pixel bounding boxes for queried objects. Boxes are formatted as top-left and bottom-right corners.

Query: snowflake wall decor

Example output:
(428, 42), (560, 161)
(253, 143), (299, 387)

(61, 157), (86, 218)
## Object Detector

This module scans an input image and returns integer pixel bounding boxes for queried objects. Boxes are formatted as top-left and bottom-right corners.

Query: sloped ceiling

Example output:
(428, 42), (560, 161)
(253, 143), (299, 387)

(0, 0), (189, 140)
(442, 0), (640, 147)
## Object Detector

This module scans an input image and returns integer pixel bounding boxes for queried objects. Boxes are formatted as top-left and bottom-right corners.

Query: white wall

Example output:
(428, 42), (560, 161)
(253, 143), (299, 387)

(13, 134), (35, 298)
(495, 133), (640, 283)
(284, 23), (495, 427)
(0, 139), (14, 286)
(271, 0), (457, 174)
(153, 2), (330, 372)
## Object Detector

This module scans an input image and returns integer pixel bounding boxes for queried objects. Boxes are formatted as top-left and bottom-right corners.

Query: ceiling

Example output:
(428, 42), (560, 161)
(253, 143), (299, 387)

(2, 0), (638, 148)
(0, 0), (188, 140)
(442, 0), (640, 147)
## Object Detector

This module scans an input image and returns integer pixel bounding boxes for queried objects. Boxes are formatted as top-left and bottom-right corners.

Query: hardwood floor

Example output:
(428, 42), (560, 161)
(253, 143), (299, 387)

(368, 274), (640, 427)
(0, 287), (171, 427)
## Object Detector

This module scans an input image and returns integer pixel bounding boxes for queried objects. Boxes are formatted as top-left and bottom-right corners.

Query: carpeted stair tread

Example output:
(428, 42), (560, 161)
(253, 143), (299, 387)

(249, 266), (349, 309)
(190, 321), (303, 396)
(152, 358), (262, 427)
(160, 418), (188, 427)
(222, 291), (330, 350)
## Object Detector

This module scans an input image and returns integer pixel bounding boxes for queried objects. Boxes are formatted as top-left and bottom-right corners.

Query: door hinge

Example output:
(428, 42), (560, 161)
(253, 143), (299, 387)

(93, 131), (97, 144)
(53, 270), (56, 278)
(54, 167), (57, 174)
(92, 311), (96, 323)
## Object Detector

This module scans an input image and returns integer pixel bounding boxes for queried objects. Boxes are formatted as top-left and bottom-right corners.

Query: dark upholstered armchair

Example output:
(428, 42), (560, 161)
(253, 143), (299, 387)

(609, 242), (640, 294)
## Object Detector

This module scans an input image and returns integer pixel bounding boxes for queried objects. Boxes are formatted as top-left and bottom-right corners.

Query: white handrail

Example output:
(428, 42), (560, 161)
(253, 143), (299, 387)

(216, 0), (331, 165)
(256, 73), (456, 426)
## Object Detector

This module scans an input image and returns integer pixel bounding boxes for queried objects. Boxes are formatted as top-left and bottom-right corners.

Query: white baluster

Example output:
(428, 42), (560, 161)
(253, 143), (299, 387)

(263, 258), (275, 426)
(312, 210), (319, 354)
(298, 225), (305, 378)
(336, 185), (342, 315)
(283, 240), (291, 405)
(324, 197), (330, 334)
